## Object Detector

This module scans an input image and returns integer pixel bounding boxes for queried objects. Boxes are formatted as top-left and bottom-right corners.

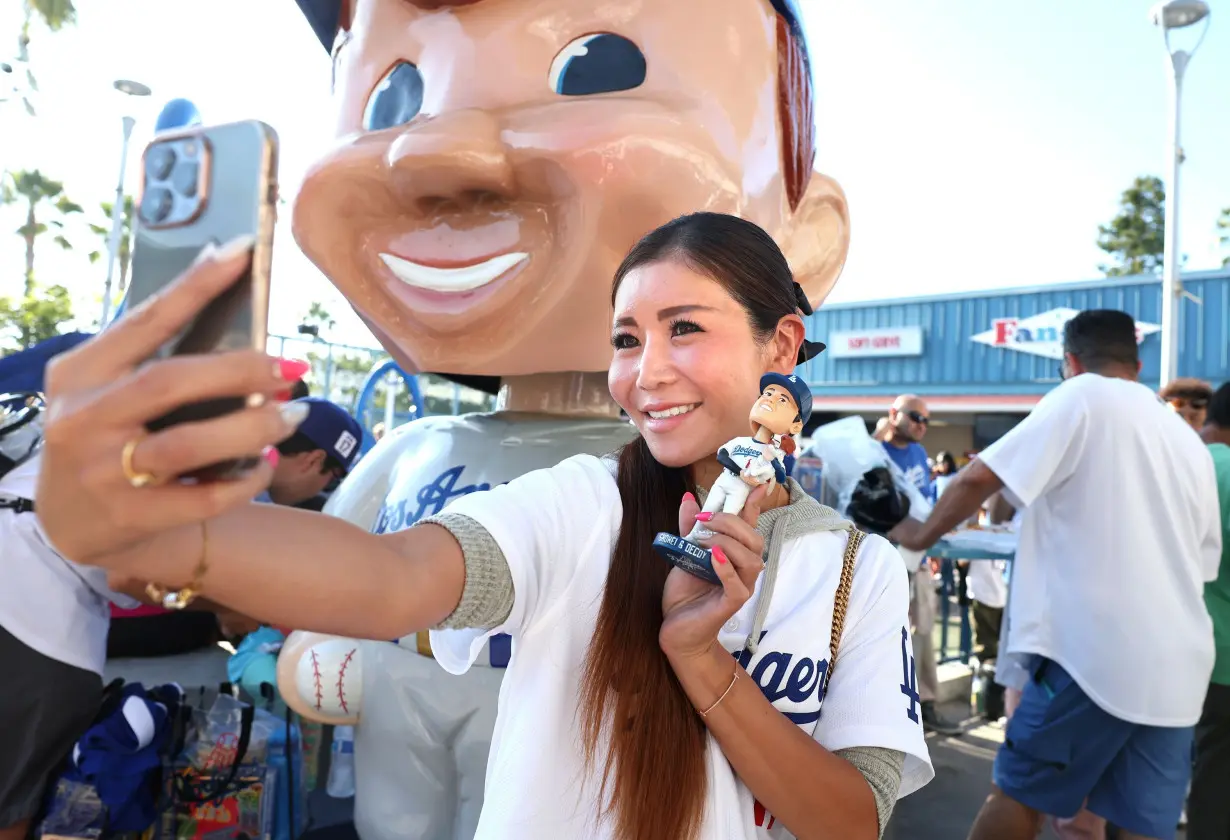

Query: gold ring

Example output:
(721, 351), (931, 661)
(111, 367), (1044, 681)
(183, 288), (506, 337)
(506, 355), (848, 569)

(121, 438), (159, 488)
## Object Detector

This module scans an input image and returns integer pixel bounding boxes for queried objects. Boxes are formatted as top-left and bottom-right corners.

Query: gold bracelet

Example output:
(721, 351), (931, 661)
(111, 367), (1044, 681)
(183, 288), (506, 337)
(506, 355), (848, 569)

(700, 668), (739, 718)
(145, 521), (209, 610)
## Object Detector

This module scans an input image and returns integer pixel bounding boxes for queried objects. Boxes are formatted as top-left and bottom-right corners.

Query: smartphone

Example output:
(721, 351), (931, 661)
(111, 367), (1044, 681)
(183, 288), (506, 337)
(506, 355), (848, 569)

(127, 119), (279, 480)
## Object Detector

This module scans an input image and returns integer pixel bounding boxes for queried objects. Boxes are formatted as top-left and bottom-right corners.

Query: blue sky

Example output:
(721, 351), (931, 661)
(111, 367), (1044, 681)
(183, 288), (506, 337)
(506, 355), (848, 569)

(2, 0), (1227, 348)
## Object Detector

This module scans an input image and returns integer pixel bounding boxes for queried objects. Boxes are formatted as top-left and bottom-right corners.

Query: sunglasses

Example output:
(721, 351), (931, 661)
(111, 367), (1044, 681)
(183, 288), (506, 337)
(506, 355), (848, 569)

(1167, 397), (1209, 410)
(906, 410), (930, 426)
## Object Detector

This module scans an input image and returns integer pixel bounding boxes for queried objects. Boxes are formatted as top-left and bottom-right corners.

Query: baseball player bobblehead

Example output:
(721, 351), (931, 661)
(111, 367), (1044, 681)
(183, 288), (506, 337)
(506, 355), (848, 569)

(277, 1), (849, 838)
(657, 374), (816, 584)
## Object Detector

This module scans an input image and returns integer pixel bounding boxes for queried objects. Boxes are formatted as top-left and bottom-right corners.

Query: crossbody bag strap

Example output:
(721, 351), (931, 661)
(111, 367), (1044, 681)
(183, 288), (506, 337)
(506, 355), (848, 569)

(0, 497), (35, 514)
(820, 527), (864, 704)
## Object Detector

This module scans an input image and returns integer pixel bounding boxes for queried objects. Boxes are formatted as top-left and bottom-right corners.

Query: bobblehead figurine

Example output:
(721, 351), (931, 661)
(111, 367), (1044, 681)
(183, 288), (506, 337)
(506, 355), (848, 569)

(277, 2), (850, 839)
(655, 373), (814, 583)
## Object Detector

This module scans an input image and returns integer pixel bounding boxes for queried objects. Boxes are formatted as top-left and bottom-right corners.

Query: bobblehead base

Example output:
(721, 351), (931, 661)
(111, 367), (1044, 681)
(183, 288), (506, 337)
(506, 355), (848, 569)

(653, 532), (721, 585)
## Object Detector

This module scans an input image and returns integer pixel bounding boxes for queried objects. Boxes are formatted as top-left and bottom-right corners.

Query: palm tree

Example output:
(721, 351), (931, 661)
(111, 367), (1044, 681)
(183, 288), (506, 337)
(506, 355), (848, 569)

(24, 0), (77, 34)
(1, 169), (83, 296)
(88, 196), (136, 297)
(2, 1), (77, 116)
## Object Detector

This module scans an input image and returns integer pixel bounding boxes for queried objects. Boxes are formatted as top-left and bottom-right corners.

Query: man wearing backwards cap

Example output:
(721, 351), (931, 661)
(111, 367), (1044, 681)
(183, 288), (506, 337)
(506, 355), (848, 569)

(258, 398), (364, 508)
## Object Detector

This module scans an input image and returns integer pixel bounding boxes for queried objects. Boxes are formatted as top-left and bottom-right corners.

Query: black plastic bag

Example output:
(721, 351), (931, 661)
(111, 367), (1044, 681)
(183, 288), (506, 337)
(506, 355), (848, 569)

(847, 467), (911, 535)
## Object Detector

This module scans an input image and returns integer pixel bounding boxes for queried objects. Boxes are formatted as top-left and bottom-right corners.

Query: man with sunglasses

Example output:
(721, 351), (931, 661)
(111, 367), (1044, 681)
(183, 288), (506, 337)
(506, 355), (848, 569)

(882, 395), (959, 734)
(885, 396), (933, 488)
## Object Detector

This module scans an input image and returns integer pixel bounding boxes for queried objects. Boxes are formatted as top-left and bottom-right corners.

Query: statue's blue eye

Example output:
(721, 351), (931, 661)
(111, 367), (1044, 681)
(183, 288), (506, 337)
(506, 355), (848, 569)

(363, 62), (425, 131)
(549, 34), (646, 96)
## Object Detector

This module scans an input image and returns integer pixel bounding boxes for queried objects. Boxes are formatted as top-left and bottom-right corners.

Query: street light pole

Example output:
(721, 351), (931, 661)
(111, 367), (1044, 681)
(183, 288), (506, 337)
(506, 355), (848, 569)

(1150, 0), (1211, 388)
(101, 79), (152, 327)
(101, 115), (135, 327)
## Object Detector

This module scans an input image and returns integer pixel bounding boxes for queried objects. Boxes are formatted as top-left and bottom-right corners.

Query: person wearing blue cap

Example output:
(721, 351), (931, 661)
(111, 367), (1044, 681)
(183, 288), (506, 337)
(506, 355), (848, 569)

(259, 398), (364, 507)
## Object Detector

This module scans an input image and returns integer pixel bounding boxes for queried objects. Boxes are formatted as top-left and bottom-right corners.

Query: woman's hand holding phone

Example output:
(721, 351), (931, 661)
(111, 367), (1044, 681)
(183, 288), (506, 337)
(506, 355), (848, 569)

(35, 236), (310, 570)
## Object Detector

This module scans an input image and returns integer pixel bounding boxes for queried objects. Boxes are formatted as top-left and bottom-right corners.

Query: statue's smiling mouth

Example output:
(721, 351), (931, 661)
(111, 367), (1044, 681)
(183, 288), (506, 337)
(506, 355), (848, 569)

(378, 251), (530, 293)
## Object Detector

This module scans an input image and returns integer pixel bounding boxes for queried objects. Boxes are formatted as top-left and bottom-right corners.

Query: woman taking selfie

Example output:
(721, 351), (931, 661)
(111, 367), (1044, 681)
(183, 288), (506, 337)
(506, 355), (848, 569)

(36, 212), (932, 840)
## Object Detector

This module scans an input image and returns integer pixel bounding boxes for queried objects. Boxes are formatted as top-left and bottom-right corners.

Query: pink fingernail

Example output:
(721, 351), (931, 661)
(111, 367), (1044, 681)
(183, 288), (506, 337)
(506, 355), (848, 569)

(683, 492), (696, 504)
(695, 512), (713, 522)
(713, 546), (728, 565)
(263, 447), (280, 469)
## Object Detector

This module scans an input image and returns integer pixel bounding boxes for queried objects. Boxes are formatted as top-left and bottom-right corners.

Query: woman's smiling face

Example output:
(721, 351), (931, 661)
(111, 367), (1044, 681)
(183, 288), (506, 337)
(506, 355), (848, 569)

(607, 259), (785, 468)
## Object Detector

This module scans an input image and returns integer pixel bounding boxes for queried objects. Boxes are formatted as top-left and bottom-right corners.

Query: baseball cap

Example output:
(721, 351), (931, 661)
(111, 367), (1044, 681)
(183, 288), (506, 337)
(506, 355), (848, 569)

(294, 397), (364, 473)
(759, 372), (813, 427)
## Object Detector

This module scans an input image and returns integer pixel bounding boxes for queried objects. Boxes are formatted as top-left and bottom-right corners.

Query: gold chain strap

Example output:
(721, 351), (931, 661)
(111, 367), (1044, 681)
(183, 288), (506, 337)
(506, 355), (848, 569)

(824, 528), (864, 692)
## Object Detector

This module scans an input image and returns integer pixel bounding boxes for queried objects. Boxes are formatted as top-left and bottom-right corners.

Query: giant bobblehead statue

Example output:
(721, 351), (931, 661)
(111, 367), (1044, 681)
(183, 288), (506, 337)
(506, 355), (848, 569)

(276, 1), (850, 838)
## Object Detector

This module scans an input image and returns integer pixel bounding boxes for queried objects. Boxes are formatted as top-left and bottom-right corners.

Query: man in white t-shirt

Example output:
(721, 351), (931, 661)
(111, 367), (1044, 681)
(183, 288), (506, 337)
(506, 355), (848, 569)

(890, 309), (1222, 840)
(0, 453), (142, 840)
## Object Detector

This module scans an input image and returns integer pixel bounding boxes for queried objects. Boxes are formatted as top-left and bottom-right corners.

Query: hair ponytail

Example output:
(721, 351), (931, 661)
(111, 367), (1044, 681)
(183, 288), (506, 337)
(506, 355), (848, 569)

(578, 437), (707, 840)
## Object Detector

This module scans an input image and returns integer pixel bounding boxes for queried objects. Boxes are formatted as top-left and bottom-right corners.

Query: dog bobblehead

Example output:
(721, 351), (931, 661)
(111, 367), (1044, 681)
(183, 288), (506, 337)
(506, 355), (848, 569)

(277, 2), (850, 839)
(655, 373), (815, 584)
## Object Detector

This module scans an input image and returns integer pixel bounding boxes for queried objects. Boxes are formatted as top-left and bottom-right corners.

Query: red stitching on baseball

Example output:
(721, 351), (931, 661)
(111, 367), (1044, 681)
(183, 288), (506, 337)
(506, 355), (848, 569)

(336, 648), (356, 714)
(310, 649), (324, 710)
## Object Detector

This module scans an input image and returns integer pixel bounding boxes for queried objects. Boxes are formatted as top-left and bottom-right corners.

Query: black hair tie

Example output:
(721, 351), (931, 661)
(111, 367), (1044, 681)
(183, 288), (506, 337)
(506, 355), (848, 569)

(790, 282), (822, 363)
(792, 282), (814, 316)
(797, 339), (826, 365)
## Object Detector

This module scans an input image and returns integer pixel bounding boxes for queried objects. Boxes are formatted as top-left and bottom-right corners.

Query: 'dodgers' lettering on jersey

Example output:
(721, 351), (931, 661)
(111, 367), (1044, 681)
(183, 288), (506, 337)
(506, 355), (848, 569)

(732, 632), (829, 726)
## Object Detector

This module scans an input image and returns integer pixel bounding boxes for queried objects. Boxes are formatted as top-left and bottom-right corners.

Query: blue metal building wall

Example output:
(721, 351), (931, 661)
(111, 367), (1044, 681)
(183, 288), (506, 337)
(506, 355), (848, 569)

(799, 269), (1230, 397)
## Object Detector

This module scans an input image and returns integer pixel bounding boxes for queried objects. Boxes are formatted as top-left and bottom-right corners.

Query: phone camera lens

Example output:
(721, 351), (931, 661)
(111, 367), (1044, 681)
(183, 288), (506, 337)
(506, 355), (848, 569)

(140, 187), (174, 224)
(146, 146), (176, 181)
(172, 161), (199, 197)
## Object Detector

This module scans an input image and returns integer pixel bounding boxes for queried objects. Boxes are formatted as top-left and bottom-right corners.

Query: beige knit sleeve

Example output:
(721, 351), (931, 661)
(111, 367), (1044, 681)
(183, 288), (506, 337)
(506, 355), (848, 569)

(417, 512), (515, 631)
(834, 746), (905, 839)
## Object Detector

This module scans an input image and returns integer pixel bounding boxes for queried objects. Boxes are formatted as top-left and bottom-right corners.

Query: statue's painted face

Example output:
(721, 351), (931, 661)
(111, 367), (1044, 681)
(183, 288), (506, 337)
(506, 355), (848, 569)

(293, 0), (848, 377)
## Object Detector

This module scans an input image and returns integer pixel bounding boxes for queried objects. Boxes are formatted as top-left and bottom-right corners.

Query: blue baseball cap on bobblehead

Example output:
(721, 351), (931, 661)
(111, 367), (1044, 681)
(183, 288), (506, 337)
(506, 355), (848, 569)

(759, 372), (813, 427)
(294, 397), (365, 473)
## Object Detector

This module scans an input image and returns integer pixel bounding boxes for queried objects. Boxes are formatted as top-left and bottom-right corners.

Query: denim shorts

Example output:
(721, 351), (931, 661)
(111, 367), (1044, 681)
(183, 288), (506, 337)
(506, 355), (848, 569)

(994, 657), (1194, 839)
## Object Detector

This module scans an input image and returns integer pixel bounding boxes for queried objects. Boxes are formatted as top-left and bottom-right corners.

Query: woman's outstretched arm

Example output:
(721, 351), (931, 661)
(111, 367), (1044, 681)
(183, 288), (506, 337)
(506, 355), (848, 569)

(111, 505), (465, 641)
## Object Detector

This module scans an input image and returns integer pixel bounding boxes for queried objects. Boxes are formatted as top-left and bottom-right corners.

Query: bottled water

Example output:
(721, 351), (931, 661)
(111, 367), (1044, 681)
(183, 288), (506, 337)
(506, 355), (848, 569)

(326, 725), (355, 798)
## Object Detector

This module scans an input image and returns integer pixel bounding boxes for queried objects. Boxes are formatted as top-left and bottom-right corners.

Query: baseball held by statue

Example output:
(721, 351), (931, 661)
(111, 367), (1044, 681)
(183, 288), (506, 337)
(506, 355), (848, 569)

(653, 372), (812, 583)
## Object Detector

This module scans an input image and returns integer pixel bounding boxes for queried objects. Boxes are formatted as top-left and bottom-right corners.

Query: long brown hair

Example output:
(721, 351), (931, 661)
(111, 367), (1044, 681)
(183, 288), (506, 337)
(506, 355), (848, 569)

(578, 212), (808, 840)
